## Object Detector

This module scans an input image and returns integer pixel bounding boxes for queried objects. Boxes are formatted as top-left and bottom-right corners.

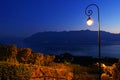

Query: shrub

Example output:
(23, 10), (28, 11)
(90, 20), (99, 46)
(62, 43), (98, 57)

(0, 63), (32, 80)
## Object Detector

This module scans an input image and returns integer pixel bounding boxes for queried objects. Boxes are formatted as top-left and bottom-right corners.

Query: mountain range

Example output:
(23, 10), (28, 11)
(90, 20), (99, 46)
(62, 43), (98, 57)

(24, 30), (120, 45)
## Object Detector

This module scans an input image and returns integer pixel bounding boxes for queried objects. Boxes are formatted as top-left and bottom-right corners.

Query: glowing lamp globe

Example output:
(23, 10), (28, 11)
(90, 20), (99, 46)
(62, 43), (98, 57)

(86, 17), (93, 26)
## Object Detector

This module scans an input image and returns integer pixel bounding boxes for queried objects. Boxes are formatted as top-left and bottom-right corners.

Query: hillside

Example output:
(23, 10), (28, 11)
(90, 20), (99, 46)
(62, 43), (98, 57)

(0, 45), (120, 80)
(24, 30), (120, 45)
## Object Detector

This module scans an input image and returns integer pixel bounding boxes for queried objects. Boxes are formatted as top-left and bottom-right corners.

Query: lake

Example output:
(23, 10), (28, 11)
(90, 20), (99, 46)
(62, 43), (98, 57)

(1, 39), (120, 58)
(23, 43), (120, 58)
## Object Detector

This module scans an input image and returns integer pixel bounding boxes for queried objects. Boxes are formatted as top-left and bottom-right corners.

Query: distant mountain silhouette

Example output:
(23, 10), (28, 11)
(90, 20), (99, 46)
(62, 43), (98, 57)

(24, 30), (120, 45)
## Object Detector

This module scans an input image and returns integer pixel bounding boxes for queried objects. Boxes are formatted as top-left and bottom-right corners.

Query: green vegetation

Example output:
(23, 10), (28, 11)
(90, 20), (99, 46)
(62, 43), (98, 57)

(0, 44), (120, 80)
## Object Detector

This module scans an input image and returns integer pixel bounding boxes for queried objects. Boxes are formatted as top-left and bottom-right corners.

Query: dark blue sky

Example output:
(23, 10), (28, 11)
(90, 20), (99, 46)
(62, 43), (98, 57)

(0, 0), (120, 37)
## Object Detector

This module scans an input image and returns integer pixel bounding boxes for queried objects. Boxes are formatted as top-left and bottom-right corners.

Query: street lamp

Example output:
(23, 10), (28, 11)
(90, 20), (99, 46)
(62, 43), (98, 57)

(85, 4), (101, 80)
(86, 17), (93, 26)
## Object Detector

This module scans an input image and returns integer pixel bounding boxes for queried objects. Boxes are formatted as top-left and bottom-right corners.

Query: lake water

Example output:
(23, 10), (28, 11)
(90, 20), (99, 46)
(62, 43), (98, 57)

(23, 44), (120, 58)
(1, 39), (120, 58)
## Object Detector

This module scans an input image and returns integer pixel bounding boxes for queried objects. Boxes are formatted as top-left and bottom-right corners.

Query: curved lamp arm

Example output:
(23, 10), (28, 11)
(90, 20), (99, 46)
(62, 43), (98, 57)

(85, 4), (101, 80)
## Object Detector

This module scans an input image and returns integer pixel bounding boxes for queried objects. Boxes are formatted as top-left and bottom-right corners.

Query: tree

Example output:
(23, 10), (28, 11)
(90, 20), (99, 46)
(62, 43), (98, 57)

(17, 48), (31, 63)
(60, 52), (74, 63)
(112, 60), (120, 79)
(7, 45), (18, 63)
(0, 45), (8, 61)
(0, 45), (18, 63)
(44, 55), (55, 66)
(33, 53), (44, 65)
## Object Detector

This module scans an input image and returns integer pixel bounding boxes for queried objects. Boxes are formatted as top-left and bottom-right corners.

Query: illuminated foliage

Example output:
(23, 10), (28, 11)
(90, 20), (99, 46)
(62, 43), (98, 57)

(0, 45), (18, 63)
(0, 64), (32, 80)
(17, 48), (32, 63)
(33, 53), (44, 65)
(44, 55), (55, 66)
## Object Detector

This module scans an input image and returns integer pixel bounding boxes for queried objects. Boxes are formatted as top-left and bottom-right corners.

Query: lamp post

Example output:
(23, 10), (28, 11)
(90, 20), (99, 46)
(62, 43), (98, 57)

(85, 4), (101, 80)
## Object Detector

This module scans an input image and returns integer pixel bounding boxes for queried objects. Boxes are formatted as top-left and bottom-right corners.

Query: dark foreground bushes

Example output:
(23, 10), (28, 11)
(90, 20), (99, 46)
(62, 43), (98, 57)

(0, 63), (32, 80)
